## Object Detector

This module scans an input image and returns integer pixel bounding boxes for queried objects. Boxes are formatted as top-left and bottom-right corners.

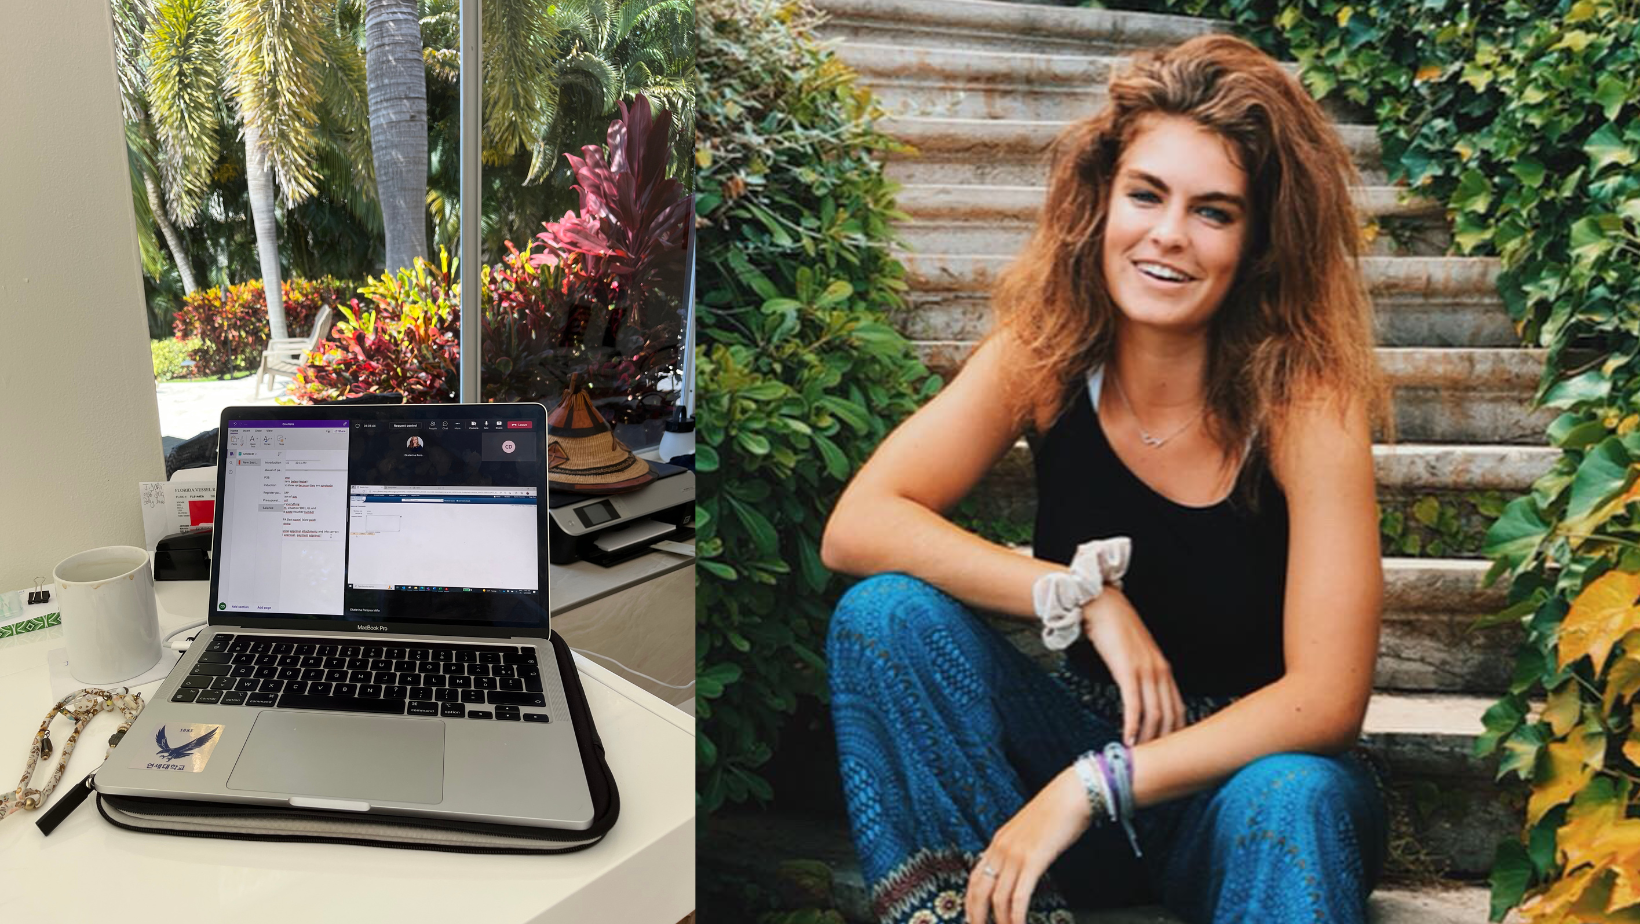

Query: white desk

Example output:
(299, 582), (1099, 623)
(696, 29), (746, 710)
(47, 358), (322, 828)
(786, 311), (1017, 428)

(0, 580), (694, 923)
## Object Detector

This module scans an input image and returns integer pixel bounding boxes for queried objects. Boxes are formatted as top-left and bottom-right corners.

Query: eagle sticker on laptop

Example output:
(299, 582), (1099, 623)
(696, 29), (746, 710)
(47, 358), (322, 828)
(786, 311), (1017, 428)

(131, 723), (224, 772)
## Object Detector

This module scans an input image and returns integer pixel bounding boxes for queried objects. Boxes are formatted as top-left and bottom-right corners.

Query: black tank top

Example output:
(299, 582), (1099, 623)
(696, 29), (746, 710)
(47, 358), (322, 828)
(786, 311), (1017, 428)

(1030, 370), (1289, 697)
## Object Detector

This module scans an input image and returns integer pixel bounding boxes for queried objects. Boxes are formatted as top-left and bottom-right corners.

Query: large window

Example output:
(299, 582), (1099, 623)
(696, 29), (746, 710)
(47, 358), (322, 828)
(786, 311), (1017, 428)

(119, 0), (464, 452)
(126, 0), (695, 454)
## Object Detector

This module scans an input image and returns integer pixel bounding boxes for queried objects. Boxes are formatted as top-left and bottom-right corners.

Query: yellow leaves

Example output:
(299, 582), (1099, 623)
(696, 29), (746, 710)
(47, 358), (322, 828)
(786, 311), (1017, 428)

(1622, 416), (1640, 437)
(1527, 722), (1605, 828)
(695, 147), (714, 170)
(1360, 220), (1380, 246)
(1519, 863), (1597, 920)
(1336, 6), (1354, 27)
(1566, 0), (1600, 23)
(1552, 30), (1596, 53)
(1415, 63), (1444, 82)
(1546, 680), (1585, 737)
(1605, 643), (1640, 713)
(1560, 570), (1640, 675)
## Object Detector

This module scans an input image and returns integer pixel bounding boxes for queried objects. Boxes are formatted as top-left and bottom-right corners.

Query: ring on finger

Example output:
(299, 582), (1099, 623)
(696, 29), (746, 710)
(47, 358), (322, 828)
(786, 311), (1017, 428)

(981, 863), (999, 878)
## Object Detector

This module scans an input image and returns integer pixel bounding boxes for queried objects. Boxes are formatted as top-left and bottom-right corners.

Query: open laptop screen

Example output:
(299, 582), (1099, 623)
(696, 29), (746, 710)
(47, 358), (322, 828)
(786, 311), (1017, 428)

(210, 404), (549, 635)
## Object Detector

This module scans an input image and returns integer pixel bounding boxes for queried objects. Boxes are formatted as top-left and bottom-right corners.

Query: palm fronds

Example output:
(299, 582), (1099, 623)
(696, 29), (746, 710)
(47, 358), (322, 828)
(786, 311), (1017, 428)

(145, 0), (223, 224)
(221, 0), (330, 206)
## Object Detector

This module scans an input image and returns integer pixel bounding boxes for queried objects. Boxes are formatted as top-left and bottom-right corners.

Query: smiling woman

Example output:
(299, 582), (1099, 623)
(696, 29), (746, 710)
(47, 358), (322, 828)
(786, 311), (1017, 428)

(820, 34), (1394, 924)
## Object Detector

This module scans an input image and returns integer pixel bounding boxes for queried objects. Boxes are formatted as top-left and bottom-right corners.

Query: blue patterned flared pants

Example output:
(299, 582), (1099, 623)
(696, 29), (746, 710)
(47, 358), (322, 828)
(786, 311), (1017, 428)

(827, 573), (1389, 924)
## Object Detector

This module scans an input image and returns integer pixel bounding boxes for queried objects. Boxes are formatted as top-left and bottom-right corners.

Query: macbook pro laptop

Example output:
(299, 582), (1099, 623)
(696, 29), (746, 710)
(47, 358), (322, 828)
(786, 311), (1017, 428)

(96, 402), (595, 829)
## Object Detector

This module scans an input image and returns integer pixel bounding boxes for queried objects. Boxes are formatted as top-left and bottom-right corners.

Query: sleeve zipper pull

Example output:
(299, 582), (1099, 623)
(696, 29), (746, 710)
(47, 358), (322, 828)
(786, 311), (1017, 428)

(35, 772), (96, 836)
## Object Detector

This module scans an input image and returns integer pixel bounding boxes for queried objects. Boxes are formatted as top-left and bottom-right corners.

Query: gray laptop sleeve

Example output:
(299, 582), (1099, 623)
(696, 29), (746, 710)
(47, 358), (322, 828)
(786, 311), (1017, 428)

(41, 632), (619, 853)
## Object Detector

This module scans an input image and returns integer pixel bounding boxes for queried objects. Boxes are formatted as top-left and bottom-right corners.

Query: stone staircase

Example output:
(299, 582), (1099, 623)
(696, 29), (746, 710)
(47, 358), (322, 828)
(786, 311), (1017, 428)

(707, 0), (1547, 920)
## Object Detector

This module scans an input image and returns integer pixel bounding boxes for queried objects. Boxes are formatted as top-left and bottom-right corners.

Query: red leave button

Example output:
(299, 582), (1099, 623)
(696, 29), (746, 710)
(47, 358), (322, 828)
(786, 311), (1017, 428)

(506, 421), (533, 429)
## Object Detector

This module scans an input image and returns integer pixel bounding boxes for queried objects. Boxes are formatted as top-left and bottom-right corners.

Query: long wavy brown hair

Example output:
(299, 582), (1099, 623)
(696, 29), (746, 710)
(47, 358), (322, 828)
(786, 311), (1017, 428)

(992, 34), (1388, 496)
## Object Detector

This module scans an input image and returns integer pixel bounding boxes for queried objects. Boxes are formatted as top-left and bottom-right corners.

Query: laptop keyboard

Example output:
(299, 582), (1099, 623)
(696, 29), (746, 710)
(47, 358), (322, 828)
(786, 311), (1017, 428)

(168, 634), (549, 723)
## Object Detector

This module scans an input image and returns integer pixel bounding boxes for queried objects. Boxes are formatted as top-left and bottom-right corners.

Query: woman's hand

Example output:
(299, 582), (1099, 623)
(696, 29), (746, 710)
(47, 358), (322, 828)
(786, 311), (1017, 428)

(1083, 588), (1188, 746)
(965, 768), (1091, 924)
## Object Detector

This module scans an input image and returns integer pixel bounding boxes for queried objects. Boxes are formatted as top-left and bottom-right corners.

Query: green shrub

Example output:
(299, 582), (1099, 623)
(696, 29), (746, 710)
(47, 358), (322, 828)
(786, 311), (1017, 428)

(151, 337), (200, 381)
(695, 0), (937, 813)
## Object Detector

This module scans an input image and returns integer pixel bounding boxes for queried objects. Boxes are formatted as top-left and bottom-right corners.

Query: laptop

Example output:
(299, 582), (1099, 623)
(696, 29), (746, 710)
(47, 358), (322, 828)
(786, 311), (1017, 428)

(95, 402), (595, 829)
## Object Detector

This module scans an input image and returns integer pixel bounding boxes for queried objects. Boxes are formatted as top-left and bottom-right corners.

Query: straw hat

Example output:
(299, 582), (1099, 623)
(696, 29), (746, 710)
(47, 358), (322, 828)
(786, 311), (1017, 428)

(547, 376), (656, 494)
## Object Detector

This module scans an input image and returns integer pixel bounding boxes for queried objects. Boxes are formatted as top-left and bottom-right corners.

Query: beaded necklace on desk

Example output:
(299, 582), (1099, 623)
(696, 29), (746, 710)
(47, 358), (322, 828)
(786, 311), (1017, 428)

(1, 688), (144, 820)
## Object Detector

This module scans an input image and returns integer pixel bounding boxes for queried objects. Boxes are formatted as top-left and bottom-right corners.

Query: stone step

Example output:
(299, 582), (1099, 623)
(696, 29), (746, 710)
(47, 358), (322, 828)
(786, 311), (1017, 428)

(896, 253), (1509, 342)
(911, 335), (1547, 444)
(879, 116), (1387, 186)
(837, 42), (1113, 122)
(1379, 558), (1518, 694)
(703, 812), (1504, 922)
(896, 185), (1449, 257)
(815, 0), (1225, 57)
(840, 41), (1364, 124)
(986, 440), (1553, 499)
(897, 253), (1515, 347)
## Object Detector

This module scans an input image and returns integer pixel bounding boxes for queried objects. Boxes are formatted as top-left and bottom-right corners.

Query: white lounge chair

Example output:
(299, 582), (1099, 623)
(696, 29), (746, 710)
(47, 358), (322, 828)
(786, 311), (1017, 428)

(255, 305), (333, 399)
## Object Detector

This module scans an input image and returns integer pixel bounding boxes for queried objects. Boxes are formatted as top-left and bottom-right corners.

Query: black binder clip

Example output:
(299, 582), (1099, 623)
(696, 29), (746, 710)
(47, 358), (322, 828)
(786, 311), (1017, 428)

(28, 577), (51, 606)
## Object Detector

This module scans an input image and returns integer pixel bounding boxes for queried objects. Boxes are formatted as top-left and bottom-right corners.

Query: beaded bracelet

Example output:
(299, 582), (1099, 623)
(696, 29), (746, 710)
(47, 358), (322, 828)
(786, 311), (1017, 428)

(1, 688), (144, 820)
(1071, 742), (1144, 859)
(1072, 750), (1114, 824)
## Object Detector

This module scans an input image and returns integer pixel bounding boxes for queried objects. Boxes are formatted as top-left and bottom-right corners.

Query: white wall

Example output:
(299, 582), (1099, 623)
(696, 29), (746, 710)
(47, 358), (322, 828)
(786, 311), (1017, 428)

(0, 0), (165, 592)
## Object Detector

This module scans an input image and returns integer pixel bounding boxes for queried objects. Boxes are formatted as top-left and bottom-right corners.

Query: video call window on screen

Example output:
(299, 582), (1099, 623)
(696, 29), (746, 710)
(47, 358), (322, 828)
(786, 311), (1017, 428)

(346, 486), (539, 593)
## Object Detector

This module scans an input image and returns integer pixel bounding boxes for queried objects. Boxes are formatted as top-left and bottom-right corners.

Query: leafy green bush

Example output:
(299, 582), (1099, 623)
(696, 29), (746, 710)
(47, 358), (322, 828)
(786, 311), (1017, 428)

(695, 0), (937, 813)
(1106, 1), (1640, 918)
(151, 336), (200, 380)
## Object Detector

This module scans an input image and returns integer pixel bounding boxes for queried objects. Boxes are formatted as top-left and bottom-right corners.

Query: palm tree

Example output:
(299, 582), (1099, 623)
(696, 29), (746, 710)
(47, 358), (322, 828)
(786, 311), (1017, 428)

(481, 0), (696, 184)
(364, 0), (430, 273)
(110, 0), (217, 295)
(220, 0), (340, 340)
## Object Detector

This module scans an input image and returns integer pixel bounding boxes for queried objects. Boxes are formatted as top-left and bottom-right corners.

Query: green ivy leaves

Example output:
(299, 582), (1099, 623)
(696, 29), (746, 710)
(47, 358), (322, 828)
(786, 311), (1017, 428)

(695, 0), (936, 815)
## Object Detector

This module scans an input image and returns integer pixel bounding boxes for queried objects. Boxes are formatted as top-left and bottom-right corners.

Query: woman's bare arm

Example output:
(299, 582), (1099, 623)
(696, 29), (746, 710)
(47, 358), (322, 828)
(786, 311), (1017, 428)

(1121, 390), (1385, 806)
(820, 333), (1069, 618)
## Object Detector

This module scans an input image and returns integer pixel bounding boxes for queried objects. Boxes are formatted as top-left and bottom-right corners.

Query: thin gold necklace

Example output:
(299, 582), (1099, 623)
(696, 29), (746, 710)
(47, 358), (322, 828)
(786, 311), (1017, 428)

(1109, 370), (1203, 448)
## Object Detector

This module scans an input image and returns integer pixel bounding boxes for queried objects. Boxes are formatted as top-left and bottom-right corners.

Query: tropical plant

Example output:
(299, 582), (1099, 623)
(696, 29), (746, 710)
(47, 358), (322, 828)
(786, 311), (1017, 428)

(289, 254), (461, 402)
(112, 0), (375, 341)
(695, 0), (933, 814)
(533, 95), (690, 345)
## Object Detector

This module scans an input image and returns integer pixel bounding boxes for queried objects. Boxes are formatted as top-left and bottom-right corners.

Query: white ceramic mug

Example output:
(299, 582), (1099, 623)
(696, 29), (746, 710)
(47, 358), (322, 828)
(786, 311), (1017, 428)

(53, 545), (162, 684)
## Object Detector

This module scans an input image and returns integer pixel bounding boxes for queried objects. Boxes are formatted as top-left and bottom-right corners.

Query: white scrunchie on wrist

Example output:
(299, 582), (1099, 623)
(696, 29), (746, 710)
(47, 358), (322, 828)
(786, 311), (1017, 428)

(1031, 537), (1132, 651)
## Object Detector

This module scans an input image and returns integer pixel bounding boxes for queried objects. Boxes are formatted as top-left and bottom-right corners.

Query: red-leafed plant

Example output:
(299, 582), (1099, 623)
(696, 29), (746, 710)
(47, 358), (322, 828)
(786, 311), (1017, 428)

(531, 94), (692, 316)
(172, 277), (352, 377)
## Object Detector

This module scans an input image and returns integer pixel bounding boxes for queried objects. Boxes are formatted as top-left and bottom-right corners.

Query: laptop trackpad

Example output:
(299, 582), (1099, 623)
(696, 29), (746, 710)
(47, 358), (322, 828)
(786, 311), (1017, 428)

(227, 711), (444, 805)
